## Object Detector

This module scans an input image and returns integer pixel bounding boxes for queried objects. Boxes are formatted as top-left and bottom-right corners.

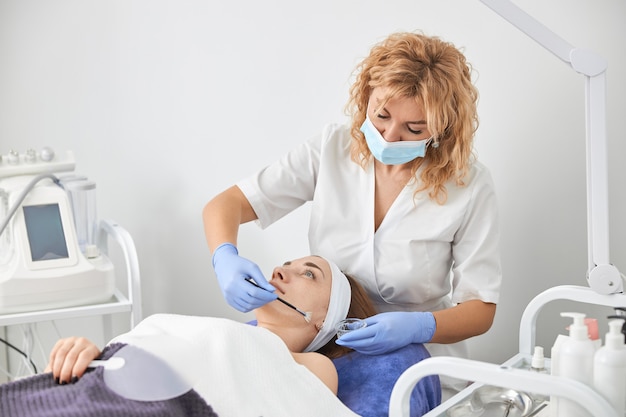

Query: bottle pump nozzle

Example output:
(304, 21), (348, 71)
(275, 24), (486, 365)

(531, 346), (546, 370)
(604, 319), (625, 348)
(607, 315), (626, 344)
(561, 312), (588, 340)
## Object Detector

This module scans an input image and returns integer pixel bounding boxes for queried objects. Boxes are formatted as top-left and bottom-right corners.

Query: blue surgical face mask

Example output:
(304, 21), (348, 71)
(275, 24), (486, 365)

(360, 115), (431, 165)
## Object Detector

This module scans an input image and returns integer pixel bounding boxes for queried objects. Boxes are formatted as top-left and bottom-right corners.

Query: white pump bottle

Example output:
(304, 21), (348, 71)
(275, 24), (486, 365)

(593, 319), (626, 417)
(557, 312), (596, 417)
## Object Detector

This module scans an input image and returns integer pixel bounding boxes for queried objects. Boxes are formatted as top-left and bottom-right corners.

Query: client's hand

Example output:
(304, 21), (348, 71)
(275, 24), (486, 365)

(212, 243), (277, 312)
(335, 311), (436, 355)
(45, 337), (101, 385)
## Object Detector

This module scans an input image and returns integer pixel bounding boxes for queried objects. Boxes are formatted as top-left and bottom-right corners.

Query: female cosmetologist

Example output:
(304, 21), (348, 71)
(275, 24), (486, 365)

(203, 31), (502, 398)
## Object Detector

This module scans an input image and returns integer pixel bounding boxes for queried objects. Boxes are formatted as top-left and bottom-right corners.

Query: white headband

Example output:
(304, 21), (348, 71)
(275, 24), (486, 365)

(304, 258), (351, 352)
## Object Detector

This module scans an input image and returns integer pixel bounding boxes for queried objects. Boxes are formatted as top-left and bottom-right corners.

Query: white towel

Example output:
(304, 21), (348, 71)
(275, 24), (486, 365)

(111, 314), (360, 417)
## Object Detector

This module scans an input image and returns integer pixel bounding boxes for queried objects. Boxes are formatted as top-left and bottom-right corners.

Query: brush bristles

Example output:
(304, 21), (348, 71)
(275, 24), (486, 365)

(303, 312), (312, 323)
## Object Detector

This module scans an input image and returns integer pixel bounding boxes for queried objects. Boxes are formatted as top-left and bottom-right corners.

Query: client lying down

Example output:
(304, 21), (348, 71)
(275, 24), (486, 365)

(1, 256), (440, 417)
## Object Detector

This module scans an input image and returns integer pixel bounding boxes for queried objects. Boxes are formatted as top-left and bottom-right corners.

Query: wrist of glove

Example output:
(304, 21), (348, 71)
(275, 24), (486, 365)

(335, 311), (436, 355)
(211, 243), (276, 312)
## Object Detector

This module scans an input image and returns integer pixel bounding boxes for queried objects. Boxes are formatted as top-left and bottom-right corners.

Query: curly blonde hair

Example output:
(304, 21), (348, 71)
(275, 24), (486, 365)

(346, 32), (479, 204)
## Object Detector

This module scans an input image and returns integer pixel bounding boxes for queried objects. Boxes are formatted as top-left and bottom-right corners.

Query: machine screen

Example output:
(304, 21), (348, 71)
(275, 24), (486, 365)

(23, 204), (70, 261)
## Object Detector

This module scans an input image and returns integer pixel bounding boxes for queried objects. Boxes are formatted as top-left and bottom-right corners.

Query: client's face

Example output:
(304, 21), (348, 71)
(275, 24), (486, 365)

(268, 256), (332, 326)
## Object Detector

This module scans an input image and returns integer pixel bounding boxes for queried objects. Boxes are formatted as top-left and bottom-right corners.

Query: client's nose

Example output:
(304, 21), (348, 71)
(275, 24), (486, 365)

(272, 267), (285, 281)
(271, 266), (291, 282)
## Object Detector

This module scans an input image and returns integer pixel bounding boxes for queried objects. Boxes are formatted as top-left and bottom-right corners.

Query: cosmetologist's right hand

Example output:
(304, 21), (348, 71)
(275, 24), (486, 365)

(211, 243), (277, 312)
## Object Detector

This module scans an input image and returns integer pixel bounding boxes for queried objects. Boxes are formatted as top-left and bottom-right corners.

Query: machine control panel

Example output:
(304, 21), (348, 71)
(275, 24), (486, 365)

(0, 148), (76, 179)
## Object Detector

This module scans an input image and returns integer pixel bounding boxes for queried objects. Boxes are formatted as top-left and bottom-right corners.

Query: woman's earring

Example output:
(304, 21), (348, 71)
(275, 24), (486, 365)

(315, 322), (323, 332)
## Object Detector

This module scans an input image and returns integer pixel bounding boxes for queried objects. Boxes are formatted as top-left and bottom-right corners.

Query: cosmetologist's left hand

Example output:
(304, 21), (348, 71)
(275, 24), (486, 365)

(335, 311), (436, 355)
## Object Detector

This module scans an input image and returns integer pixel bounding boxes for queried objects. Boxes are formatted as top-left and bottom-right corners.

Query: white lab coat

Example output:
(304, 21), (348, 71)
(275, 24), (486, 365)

(238, 123), (502, 396)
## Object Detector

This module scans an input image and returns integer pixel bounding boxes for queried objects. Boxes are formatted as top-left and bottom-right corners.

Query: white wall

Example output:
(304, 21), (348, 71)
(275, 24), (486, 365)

(1, 0), (625, 369)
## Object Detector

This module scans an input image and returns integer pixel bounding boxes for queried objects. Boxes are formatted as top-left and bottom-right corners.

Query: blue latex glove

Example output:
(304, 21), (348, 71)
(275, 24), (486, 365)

(211, 243), (277, 312)
(336, 311), (436, 355)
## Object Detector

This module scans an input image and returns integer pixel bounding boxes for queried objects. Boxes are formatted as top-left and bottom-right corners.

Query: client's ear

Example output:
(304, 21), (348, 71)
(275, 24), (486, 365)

(315, 322), (324, 332)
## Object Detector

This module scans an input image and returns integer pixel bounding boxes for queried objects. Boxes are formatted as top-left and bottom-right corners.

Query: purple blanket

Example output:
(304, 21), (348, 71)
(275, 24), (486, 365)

(333, 343), (441, 417)
(0, 343), (218, 417)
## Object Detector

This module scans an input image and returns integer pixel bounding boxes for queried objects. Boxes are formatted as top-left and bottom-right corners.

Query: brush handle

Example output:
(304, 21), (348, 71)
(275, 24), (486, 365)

(244, 278), (307, 317)
(275, 297), (306, 315)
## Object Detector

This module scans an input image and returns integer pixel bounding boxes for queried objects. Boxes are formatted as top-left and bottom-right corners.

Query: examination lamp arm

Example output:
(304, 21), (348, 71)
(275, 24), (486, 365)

(479, 0), (574, 65)
(479, 0), (623, 294)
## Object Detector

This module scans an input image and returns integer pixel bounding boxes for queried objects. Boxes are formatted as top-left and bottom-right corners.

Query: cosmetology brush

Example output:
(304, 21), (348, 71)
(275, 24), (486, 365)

(245, 278), (312, 323)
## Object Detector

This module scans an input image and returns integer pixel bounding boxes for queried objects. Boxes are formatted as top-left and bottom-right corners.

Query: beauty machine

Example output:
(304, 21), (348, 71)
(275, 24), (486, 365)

(0, 148), (115, 314)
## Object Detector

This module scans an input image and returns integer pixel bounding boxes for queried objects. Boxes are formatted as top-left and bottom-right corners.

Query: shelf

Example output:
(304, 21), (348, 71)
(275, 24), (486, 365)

(0, 289), (132, 327)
